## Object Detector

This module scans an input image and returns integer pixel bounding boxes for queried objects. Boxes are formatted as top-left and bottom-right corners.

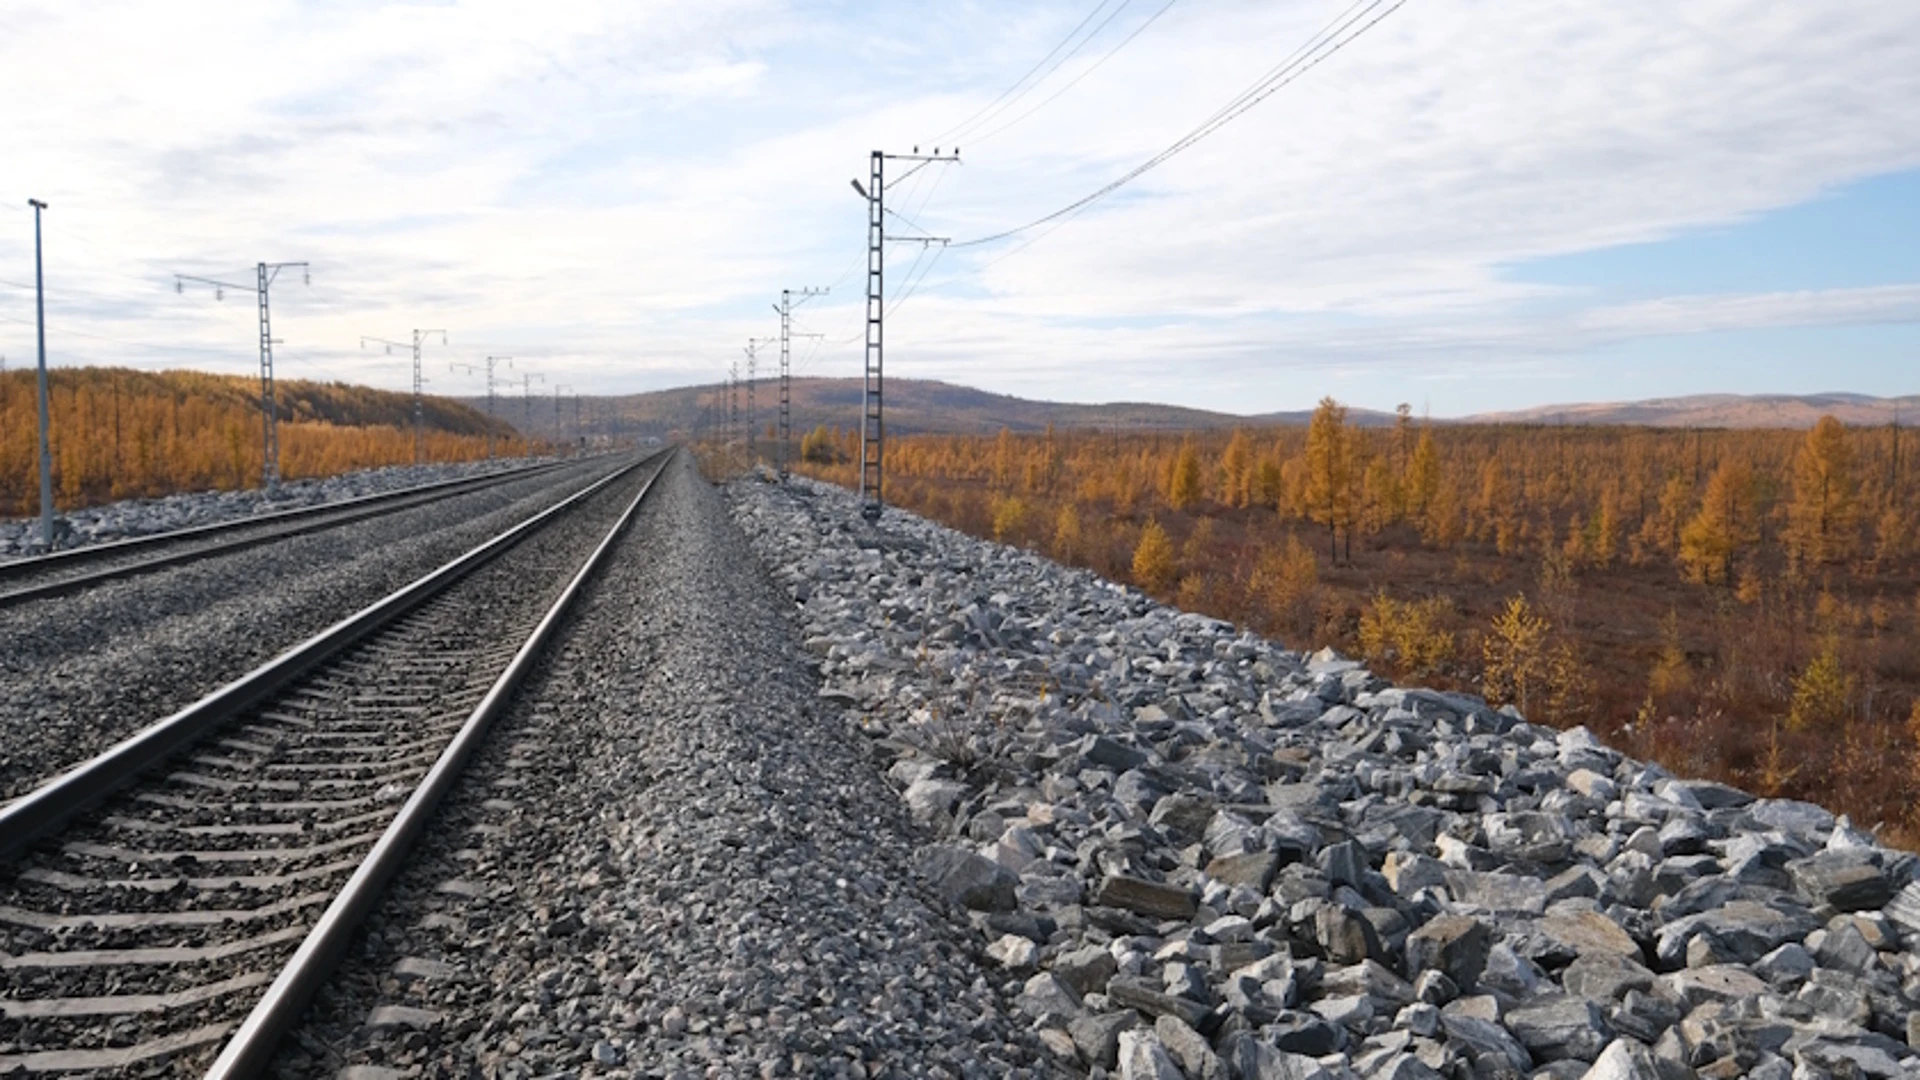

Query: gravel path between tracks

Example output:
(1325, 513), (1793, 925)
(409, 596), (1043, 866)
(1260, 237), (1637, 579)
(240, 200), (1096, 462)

(280, 453), (1047, 1080)
(0, 457), (623, 802)
(0, 458), (551, 558)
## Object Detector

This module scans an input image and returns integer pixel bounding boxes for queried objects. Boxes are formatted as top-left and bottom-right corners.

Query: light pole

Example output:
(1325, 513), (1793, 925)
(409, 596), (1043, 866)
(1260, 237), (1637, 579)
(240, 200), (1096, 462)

(29, 199), (54, 549)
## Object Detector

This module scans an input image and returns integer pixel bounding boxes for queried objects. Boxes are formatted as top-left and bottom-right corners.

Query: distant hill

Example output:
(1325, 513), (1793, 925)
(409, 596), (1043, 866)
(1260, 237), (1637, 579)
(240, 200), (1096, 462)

(477, 378), (1401, 441)
(1464, 392), (1920, 429)
(471, 378), (1920, 441)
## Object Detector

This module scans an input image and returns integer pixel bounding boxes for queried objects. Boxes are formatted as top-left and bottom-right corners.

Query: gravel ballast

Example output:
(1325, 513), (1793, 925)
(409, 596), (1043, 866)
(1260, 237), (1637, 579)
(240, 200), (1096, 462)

(723, 475), (1920, 1080)
(0, 457), (624, 801)
(281, 452), (1045, 1079)
(0, 457), (556, 558)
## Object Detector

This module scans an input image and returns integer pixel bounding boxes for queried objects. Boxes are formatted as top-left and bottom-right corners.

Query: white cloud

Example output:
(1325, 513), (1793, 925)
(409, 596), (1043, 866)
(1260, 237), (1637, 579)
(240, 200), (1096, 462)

(0, 0), (1914, 411)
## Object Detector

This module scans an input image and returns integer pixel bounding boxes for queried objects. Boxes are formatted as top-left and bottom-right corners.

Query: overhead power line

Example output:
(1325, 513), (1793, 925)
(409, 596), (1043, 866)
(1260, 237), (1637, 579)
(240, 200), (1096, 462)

(932, 0), (1126, 146)
(966, 0), (1181, 147)
(952, 0), (1408, 249)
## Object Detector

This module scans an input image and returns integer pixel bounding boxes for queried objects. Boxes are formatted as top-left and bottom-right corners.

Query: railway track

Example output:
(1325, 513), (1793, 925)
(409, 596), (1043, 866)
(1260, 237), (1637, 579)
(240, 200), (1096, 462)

(0, 458), (579, 610)
(0, 447), (674, 1076)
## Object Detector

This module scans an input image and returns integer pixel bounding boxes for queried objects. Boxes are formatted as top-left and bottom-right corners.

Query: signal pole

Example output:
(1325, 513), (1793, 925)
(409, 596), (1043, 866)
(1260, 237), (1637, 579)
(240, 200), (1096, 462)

(852, 147), (958, 521)
(361, 329), (446, 464)
(450, 355), (509, 459)
(176, 261), (309, 487)
(774, 287), (827, 479)
(28, 199), (53, 548)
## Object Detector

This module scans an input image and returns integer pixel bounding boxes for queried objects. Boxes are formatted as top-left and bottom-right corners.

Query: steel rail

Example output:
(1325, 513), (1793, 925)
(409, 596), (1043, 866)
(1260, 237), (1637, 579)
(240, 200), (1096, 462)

(203, 447), (676, 1080)
(0, 450), (661, 863)
(0, 457), (578, 596)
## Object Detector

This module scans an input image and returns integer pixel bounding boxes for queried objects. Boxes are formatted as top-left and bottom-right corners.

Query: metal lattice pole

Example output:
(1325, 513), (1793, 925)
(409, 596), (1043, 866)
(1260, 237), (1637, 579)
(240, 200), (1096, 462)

(520, 372), (544, 458)
(778, 293), (791, 478)
(855, 148), (956, 521)
(775, 287), (826, 480)
(177, 262), (307, 488)
(29, 199), (53, 548)
(362, 330), (445, 464)
(255, 264), (278, 487)
(859, 151), (884, 521)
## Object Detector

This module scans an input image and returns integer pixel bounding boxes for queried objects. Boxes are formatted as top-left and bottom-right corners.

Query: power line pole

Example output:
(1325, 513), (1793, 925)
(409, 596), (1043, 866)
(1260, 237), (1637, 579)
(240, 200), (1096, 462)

(450, 355), (510, 460)
(852, 147), (958, 521)
(745, 337), (776, 467)
(28, 199), (53, 549)
(727, 363), (740, 448)
(774, 287), (827, 480)
(361, 329), (447, 464)
(176, 261), (309, 487)
(519, 371), (544, 458)
(552, 384), (570, 454)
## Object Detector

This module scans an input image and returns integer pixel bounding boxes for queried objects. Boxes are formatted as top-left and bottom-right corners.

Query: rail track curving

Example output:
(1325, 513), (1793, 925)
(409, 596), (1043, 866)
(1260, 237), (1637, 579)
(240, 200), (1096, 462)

(0, 447), (674, 1076)
(0, 459), (581, 610)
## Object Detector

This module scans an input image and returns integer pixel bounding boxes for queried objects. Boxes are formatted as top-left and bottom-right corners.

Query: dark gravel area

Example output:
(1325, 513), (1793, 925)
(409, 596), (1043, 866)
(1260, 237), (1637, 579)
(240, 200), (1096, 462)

(0, 456), (664, 1077)
(0, 457), (623, 802)
(278, 454), (1048, 1080)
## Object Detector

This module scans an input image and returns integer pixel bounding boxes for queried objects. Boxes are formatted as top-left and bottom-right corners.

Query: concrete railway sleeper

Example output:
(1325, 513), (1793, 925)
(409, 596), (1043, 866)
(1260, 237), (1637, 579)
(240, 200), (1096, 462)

(0, 458), (584, 610)
(0, 447), (675, 1076)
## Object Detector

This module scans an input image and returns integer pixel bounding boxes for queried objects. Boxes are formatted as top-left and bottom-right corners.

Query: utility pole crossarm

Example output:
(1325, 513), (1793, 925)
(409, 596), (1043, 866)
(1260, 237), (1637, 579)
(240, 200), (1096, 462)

(361, 329), (446, 464)
(177, 261), (309, 487)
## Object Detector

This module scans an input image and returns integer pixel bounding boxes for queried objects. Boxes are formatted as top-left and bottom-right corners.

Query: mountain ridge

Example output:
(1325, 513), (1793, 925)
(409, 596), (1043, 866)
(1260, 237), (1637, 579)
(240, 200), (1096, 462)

(486, 378), (1916, 440)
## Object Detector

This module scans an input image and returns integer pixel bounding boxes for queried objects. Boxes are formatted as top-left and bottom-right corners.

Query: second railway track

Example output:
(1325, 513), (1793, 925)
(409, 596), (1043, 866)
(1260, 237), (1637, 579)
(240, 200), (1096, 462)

(0, 448), (673, 1076)
(0, 458), (578, 609)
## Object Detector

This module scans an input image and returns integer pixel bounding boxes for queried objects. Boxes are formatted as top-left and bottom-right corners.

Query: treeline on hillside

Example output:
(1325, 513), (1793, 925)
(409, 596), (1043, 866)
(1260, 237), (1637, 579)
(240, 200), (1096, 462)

(1, 368), (529, 515)
(790, 404), (1920, 842)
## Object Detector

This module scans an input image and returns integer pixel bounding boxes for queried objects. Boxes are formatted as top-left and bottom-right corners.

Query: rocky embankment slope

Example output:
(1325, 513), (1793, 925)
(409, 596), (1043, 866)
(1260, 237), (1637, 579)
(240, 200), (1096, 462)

(731, 475), (1920, 1080)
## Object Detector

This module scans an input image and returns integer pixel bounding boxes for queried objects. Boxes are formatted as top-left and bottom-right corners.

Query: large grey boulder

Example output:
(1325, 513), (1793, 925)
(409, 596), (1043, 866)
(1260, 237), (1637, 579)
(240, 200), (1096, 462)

(917, 844), (1017, 911)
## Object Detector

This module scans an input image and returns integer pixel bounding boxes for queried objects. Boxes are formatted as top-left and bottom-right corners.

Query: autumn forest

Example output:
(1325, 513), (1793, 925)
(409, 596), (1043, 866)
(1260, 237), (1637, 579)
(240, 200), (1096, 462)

(787, 404), (1920, 844)
(0, 367), (526, 515)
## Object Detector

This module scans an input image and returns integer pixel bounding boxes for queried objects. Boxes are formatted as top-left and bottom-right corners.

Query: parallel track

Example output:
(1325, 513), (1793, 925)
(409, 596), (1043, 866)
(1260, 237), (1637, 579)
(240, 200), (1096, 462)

(0, 448), (675, 1076)
(0, 458), (579, 609)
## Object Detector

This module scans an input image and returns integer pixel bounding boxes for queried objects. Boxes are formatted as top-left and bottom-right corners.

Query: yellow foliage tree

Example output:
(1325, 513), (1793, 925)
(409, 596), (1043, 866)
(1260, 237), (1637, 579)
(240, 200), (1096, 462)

(990, 493), (1027, 543)
(1358, 592), (1454, 679)
(1787, 415), (1859, 565)
(1167, 438), (1204, 511)
(1250, 533), (1320, 641)
(1133, 519), (1178, 593)
(1220, 429), (1255, 508)
(1052, 503), (1084, 562)
(1787, 635), (1853, 731)
(1483, 594), (1552, 717)
(1678, 459), (1757, 585)
(1304, 397), (1351, 561)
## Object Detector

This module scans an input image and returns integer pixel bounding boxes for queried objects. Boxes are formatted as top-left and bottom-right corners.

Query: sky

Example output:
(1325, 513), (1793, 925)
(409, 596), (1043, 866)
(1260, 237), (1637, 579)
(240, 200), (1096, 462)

(0, 0), (1916, 419)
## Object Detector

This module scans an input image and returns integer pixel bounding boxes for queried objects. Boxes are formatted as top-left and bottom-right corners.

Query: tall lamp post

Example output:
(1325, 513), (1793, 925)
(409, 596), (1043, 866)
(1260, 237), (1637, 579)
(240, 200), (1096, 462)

(29, 199), (54, 550)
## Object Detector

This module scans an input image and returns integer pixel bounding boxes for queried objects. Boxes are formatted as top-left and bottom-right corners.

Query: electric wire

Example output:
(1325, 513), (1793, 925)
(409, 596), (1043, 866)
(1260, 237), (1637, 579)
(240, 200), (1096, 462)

(951, 0), (1405, 249)
(967, 0), (1181, 147)
(886, 246), (947, 320)
(932, 0), (1124, 146)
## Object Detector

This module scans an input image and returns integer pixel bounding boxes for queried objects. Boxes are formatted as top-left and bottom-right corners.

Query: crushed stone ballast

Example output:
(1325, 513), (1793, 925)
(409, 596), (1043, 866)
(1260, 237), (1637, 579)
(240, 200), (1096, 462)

(731, 473), (1920, 1080)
